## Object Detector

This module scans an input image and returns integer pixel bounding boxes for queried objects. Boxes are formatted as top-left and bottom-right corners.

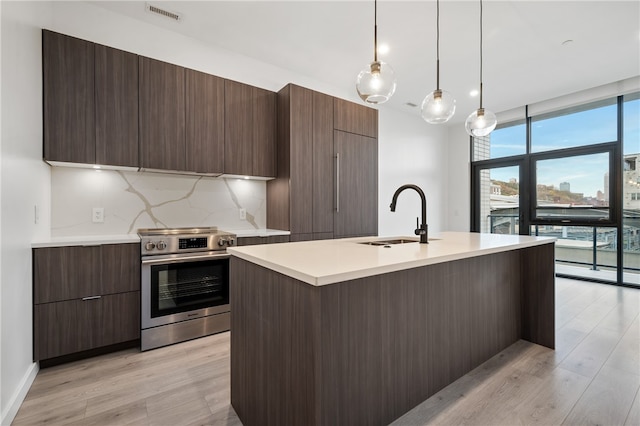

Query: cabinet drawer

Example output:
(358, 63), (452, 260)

(33, 246), (101, 304)
(34, 291), (140, 361)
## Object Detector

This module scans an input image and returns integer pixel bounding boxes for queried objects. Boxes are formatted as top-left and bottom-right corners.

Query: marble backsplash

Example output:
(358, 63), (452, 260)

(51, 167), (267, 236)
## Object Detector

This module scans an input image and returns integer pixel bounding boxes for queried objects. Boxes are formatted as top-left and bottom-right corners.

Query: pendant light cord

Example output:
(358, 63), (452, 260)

(374, 0), (378, 62)
(436, 0), (440, 90)
(479, 0), (484, 109)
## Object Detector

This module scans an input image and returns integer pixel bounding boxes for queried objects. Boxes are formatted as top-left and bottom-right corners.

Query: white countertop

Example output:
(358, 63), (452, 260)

(227, 232), (556, 286)
(233, 229), (290, 238)
(31, 228), (290, 248)
(32, 234), (141, 248)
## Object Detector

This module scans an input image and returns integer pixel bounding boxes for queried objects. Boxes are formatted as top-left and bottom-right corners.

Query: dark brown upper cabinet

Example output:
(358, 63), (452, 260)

(186, 69), (225, 175)
(43, 30), (276, 178)
(333, 97), (378, 138)
(225, 80), (253, 176)
(252, 87), (277, 178)
(43, 30), (139, 167)
(139, 57), (186, 172)
(43, 30), (95, 163)
(225, 80), (276, 177)
(95, 44), (139, 167)
(185, 69), (225, 174)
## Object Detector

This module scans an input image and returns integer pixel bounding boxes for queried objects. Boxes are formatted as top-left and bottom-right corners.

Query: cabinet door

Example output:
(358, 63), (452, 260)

(225, 80), (253, 175)
(312, 92), (334, 234)
(333, 97), (378, 138)
(334, 131), (378, 238)
(33, 246), (101, 304)
(186, 69), (225, 174)
(42, 30), (95, 163)
(101, 243), (140, 294)
(101, 292), (140, 346)
(139, 57), (186, 171)
(252, 88), (276, 177)
(95, 44), (139, 167)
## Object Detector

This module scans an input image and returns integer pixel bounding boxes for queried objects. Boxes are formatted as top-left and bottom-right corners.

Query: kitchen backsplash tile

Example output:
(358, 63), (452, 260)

(51, 167), (266, 236)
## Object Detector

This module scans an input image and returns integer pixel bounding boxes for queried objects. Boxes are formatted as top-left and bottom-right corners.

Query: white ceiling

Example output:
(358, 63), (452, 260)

(90, 0), (640, 124)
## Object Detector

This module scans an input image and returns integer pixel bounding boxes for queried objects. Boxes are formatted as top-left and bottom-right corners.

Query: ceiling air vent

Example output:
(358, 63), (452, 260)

(145, 3), (181, 21)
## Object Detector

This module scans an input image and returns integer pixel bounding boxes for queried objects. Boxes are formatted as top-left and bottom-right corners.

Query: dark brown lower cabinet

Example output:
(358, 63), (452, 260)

(33, 243), (141, 363)
(34, 292), (140, 361)
(236, 235), (290, 246)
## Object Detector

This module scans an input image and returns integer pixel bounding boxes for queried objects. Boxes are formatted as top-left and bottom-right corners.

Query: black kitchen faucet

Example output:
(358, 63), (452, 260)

(390, 184), (429, 243)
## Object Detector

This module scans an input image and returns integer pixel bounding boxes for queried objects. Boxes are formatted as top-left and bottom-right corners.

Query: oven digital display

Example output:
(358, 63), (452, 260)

(178, 237), (208, 250)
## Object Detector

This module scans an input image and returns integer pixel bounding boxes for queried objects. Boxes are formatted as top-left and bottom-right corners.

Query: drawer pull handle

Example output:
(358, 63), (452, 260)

(82, 295), (102, 301)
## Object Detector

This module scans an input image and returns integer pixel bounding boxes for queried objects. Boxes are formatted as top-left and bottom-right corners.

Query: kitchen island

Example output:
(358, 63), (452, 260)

(227, 232), (556, 426)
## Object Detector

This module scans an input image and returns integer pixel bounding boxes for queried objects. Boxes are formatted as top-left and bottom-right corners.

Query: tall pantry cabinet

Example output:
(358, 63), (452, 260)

(267, 84), (378, 241)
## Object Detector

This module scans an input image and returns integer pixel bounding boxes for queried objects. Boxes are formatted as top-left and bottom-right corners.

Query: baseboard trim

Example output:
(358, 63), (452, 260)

(0, 362), (38, 426)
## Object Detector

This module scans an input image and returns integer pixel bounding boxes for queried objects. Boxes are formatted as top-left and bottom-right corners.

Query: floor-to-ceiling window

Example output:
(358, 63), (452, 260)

(471, 94), (639, 287)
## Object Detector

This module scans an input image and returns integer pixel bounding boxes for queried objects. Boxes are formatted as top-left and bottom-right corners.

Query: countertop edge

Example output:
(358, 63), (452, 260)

(228, 235), (556, 286)
(31, 229), (290, 248)
(32, 235), (141, 248)
(233, 229), (291, 238)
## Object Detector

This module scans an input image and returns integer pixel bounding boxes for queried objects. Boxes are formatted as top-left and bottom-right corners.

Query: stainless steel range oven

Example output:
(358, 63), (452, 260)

(138, 227), (236, 351)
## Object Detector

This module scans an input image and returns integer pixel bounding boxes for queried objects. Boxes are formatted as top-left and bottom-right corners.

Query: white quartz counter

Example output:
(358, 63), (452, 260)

(233, 229), (290, 238)
(227, 231), (556, 286)
(32, 234), (141, 248)
(31, 228), (290, 248)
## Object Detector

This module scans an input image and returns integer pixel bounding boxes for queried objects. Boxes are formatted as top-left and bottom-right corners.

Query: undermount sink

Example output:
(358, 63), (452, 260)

(358, 237), (441, 246)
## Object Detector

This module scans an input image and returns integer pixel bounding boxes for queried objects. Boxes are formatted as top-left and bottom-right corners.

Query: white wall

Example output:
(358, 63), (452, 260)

(1, 1), (53, 423)
(0, 1), (451, 422)
(378, 108), (448, 237)
(446, 125), (472, 231)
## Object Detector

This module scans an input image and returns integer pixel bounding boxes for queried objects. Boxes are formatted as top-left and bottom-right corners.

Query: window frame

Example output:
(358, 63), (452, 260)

(529, 142), (620, 226)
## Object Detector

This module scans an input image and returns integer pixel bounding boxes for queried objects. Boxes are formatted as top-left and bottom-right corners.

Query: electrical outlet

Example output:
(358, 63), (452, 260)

(92, 207), (104, 223)
(239, 208), (246, 220)
(34, 205), (39, 224)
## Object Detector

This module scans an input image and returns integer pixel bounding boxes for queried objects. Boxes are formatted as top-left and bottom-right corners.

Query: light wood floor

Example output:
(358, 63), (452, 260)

(14, 278), (640, 426)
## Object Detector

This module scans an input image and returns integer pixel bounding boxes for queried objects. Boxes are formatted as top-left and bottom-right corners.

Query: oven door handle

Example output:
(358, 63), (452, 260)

(141, 252), (230, 265)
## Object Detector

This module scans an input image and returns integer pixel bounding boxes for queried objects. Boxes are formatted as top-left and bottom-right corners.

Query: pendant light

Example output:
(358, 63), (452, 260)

(356, 0), (396, 104)
(465, 0), (497, 137)
(421, 0), (456, 124)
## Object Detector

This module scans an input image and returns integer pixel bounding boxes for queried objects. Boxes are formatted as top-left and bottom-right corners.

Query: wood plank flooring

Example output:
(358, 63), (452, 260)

(13, 278), (640, 425)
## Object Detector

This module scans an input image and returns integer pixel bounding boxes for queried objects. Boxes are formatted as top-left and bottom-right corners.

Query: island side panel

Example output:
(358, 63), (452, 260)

(520, 243), (555, 348)
(230, 257), (321, 426)
(318, 250), (523, 426)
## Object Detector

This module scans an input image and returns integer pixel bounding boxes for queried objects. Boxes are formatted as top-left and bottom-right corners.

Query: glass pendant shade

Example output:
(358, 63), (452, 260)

(356, 61), (397, 104)
(421, 89), (456, 124)
(465, 107), (497, 137)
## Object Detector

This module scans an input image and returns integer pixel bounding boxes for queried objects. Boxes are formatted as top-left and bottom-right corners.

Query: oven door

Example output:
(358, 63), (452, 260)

(141, 252), (230, 329)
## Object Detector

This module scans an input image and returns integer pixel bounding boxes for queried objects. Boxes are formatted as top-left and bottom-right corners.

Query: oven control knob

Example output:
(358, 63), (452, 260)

(145, 241), (156, 251)
(218, 239), (226, 247)
(156, 241), (167, 250)
(226, 238), (235, 247)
